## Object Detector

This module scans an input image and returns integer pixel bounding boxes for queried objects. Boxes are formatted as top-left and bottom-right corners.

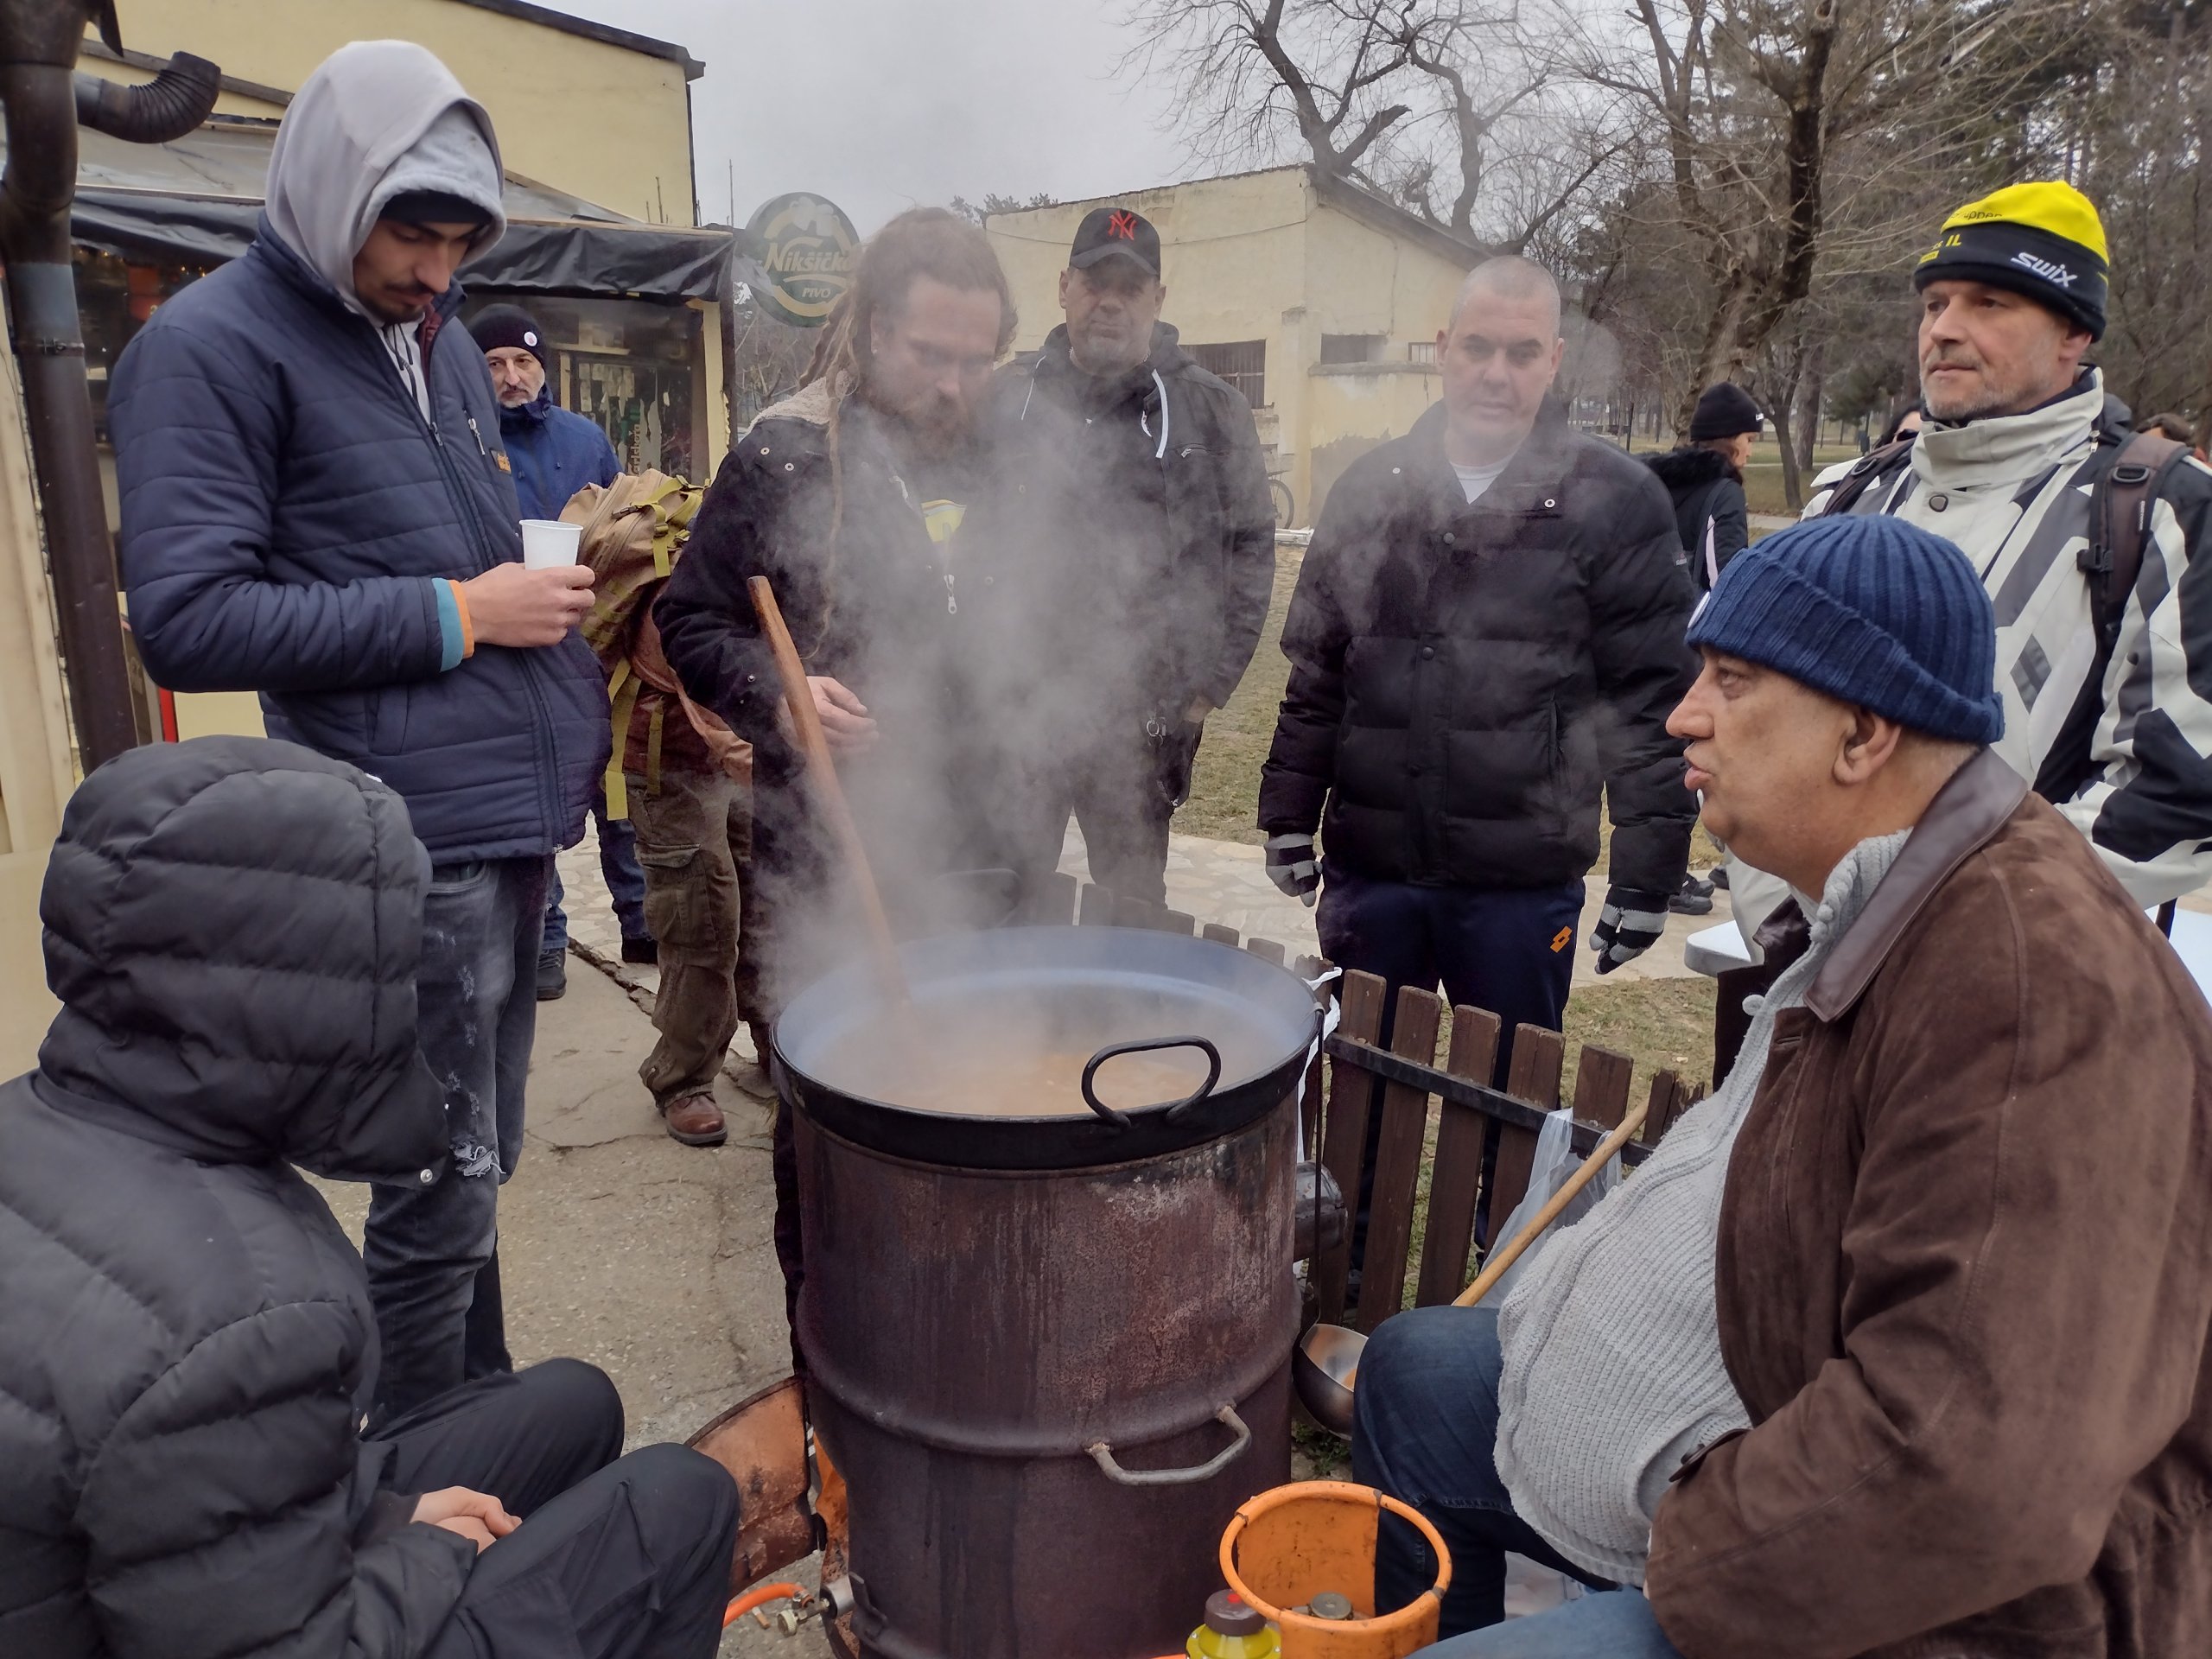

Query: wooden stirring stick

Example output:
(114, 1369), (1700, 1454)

(1452, 1097), (1651, 1309)
(747, 575), (911, 1009)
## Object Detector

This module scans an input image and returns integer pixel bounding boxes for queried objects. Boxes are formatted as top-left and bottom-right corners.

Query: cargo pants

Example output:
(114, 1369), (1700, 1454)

(626, 766), (766, 1105)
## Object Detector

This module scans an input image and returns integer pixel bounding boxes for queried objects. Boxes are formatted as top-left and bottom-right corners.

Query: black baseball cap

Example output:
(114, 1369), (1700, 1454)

(1069, 207), (1161, 278)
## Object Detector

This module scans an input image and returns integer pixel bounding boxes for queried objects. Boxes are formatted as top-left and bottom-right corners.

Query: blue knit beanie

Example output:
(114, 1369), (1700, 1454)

(1687, 515), (2004, 745)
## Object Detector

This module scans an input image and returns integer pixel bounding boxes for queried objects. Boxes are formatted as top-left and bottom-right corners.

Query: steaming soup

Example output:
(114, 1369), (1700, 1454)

(824, 1037), (1211, 1118)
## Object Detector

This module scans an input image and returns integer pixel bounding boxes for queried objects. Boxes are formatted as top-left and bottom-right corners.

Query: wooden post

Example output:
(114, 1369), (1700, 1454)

(1415, 1007), (1502, 1306)
(1313, 970), (1387, 1325)
(1026, 870), (1077, 926)
(1484, 1026), (1566, 1243)
(1244, 937), (1288, 966)
(1201, 922), (1241, 948)
(1355, 986), (1445, 1333)
(1642, 1069), (1687, 1147)
(1568, 1044), (1635, 1132)
(1077, 883), (1113, 926)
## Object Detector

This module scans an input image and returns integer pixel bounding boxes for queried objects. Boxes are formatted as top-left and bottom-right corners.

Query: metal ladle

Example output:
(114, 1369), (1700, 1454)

(1294, 1099), (1651, 1436)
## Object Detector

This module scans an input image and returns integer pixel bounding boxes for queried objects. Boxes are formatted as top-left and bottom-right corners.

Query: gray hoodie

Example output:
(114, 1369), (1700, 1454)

(264, 40), (506, 416)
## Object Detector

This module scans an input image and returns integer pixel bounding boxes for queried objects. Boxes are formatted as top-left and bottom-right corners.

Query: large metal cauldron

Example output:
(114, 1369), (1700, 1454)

(775, 925), (1318, 1659)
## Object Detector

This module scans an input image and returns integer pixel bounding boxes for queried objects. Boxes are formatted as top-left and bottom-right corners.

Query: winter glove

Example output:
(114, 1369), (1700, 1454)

(1589, 886), (1669, 975)
(1264, 833), (1319, 907)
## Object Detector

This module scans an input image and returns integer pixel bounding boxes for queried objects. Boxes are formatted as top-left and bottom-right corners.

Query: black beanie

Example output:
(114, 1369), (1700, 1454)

(469, 304), (547, 367)
(1689, 384), (1764, 442)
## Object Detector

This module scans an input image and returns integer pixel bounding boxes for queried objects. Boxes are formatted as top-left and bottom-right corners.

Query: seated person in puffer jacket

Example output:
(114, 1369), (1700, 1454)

(0, 738), (739, 1659)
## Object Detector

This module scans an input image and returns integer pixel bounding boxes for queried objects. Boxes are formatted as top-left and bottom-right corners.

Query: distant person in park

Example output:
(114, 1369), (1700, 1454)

(1875, 402), (1925, 446)
(656, 207), (1023, 1337)
(1258, 255), (1695, 1287)
(107, 43), (608, 1421)
(1359, 516), (2212, 1657)
(995, 205), (1276, 907)
(0, 739), (739, 1659)
(1643, 381), (1764, 919)
(1643, 382), (1761, 594)
(474, 302), (652, 1000)
(1715, 182), (2212, 1077)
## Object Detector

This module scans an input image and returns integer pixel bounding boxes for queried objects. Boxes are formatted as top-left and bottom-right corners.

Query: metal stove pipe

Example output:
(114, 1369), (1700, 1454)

(0, 0), (219, 770)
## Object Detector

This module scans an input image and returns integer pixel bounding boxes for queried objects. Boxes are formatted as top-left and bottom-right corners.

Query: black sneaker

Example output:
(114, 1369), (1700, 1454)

(1670, 875), (1714, 917)
(620, 935), (658, 965)
(535, 950), (568, 1001)
(1708, 866), (1729, 892)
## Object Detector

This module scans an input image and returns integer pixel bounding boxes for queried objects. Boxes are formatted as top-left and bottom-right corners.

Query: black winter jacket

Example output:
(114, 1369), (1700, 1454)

(1643, 444), (1749, 590)
(0, 738), (473, 1659)
(995, 323), (1277, 730)
(1258, 403), (1698, 894)
(655, 378), (1022, 883)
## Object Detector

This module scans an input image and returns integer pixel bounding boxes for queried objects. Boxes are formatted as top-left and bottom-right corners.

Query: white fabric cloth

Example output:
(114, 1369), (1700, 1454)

(1453, 456), (1512, 504)
(1493, 828), (1910, 1586)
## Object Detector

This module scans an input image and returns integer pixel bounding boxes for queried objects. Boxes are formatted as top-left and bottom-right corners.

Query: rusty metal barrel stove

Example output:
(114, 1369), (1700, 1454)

(774, 925), (1318, 1658)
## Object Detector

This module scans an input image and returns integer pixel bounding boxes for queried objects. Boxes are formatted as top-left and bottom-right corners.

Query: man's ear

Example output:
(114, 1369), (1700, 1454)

(1058, 268), (1073, 308)
(1835, 707), (1904, 785)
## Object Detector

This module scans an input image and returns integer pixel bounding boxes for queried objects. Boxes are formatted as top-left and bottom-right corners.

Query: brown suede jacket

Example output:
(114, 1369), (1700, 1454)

(1648, 749), (2212, 1657)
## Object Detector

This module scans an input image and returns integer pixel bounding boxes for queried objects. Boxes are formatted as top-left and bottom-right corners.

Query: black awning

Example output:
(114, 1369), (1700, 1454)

(72, 190), (733, 303)
(61, 121), (732, 303)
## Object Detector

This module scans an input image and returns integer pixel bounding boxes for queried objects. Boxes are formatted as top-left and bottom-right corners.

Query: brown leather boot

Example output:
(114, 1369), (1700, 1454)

(658, 1090), (726, 1147)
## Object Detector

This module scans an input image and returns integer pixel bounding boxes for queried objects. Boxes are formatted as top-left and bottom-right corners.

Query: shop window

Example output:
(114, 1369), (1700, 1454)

(1319, 334), (1385, 365)
(1188, 340), (1266, 410)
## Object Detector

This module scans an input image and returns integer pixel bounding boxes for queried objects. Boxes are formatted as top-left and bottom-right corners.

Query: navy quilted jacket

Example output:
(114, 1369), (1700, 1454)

(109, 222), (607, 862)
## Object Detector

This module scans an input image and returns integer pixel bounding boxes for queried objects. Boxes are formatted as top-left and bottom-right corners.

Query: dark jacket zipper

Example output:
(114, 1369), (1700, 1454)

(402, 308), (565, 846)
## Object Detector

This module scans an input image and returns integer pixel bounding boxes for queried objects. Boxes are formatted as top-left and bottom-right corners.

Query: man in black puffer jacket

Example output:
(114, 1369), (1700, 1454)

(1261, 257), (1696, 1099)
(0, 738), (738, 1659)
(108, 44), (609, 1421)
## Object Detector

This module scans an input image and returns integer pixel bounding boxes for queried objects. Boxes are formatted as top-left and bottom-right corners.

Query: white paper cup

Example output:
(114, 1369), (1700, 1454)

(520, 518), (583, 569)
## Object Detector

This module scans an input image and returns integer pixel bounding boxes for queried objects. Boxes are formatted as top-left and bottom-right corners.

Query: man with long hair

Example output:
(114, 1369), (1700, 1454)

(656, 207), (1021, 1332)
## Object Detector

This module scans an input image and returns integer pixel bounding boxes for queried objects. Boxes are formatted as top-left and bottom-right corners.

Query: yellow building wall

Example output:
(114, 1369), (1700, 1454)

(1298, 200), (1465, 516)
(0, 351), (76, 1077)
(93, 0), (696, 224)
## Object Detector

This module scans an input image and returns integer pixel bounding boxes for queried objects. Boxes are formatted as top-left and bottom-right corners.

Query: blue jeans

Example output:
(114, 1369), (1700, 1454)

(1417, 1591), (1682, 1657)
(1354, 1304), (1667, 1649)
(365, 855), (549, 1423)
(542, 794), (650, 957)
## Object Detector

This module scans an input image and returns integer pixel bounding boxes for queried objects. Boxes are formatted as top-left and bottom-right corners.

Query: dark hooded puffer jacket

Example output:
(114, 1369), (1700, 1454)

(107, 226), (609, 865)
(1643, 444), (1748, 591)
(0, 737), (475, 1659)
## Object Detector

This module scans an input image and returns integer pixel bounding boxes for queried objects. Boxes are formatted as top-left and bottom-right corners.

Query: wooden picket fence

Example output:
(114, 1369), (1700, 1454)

(1031, 870), (1707, 1326)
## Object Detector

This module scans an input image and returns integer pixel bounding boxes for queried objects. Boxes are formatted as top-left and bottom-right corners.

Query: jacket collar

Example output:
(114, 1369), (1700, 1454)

(1911, 368), (2101, 491)
(499, 388), (554, 431)
(1803, 747), (2029, 1021)
(1407, 397), (1574, 512)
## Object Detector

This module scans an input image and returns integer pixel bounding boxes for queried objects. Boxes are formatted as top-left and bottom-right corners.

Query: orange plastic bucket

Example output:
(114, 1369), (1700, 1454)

(1217, 1480), (1452, 1657)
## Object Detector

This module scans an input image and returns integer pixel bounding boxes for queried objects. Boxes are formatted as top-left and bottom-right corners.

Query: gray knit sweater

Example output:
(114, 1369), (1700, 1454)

(1492, 829), (1910, 1586)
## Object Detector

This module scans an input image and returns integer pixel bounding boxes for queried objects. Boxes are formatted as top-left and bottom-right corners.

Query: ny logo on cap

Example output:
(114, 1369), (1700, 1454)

(1108, 211), (1138, 241)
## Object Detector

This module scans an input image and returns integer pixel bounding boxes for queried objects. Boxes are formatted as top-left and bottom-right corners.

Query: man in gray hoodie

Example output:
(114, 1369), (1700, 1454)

(110, 41), (610, 1421)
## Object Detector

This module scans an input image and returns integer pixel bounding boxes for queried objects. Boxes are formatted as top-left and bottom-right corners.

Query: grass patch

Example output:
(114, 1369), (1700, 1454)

(1174, 547), (1300, 845)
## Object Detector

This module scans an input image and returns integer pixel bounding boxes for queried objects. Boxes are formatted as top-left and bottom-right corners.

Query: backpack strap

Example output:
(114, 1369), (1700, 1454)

(2083, 429), (2190, 651)
(1811, 435), (1917, 518)
(2033, 428), (2192, 807)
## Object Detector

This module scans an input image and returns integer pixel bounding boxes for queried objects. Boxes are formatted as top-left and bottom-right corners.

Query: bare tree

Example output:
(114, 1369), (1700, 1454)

(1119, 0), (1615, 245)
(1576, 0), (2081, 436)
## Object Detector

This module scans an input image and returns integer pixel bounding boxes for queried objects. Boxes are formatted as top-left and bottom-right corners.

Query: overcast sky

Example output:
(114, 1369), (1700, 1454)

(542, 0), (1206, 232)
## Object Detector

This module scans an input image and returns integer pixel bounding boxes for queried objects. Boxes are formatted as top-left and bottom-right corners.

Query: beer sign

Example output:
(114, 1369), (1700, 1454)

(747, 193), (859, 328)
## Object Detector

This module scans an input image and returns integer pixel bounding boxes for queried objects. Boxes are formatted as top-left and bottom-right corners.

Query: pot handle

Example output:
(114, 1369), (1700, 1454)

(1084, 1405), (1250, 1487)
(1079, 1034), (1223, 1128)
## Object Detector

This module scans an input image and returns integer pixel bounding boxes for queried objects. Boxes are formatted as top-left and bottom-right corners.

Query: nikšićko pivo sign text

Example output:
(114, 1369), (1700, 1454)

(747, 193), (859, 328)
